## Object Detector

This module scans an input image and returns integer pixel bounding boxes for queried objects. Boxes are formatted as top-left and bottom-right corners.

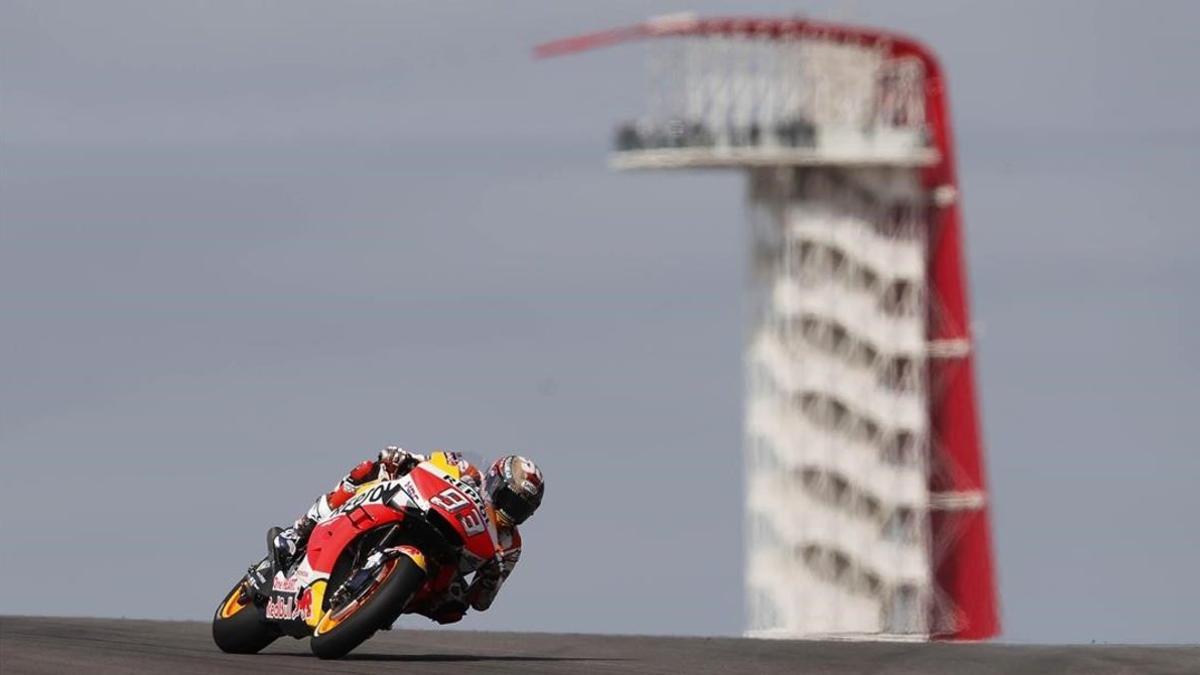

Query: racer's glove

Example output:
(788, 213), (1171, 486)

(379, 446), (424, 476)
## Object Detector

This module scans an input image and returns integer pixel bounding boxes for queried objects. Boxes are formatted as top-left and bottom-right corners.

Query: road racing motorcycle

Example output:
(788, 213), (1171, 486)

(212, 452), (500, 659)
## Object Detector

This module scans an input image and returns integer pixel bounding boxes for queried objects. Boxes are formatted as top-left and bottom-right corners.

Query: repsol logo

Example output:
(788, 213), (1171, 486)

(443, 474), (484, 510)
(338, 481), (406, 514)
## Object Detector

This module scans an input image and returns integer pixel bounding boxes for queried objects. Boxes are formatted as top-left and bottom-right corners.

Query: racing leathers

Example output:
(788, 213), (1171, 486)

(271, 447), (521, 624)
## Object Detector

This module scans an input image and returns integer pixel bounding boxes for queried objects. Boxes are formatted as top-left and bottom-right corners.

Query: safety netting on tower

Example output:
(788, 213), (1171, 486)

(634, 30), (922, 150)
(540, 14), (935, 168)
(538, 14), (998, 641)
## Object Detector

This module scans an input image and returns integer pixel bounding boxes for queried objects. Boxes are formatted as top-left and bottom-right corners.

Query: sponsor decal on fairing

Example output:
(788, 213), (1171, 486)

(272, 576), (300, 593)
(265, 587), (314, 622)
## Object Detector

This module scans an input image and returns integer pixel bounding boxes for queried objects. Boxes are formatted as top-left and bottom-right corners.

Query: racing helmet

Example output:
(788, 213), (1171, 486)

(484, 455), (544, 526)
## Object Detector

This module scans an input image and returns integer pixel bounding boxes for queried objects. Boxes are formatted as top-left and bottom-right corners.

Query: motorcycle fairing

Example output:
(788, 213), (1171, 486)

(242, 459), (502, 634)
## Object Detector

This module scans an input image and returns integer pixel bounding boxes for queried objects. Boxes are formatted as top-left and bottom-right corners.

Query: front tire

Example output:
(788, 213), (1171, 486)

(310, 556), (426, 659)
(212, 579), (277, 654)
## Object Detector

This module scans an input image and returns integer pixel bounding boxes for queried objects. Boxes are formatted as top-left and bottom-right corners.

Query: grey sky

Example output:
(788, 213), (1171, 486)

(2, 1), (1197, 643)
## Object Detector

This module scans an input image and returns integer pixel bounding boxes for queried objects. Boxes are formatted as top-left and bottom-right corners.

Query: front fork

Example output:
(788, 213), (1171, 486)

(326, 525), (428, 609)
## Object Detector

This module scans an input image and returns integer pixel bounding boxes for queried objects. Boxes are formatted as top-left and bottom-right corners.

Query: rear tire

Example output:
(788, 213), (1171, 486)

(212, 579), (277, 654)
(310, 556), (426, 660)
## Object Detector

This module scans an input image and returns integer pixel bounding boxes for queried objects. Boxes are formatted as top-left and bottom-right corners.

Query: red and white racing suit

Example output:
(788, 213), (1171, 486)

(286, 450), (521, 624)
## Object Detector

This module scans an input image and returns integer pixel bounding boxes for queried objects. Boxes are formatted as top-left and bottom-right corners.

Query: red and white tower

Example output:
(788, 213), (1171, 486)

(538, 15), (999, 640)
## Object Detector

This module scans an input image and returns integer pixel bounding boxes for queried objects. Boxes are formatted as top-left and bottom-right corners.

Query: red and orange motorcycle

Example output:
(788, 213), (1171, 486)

(212, 452), (500, 659)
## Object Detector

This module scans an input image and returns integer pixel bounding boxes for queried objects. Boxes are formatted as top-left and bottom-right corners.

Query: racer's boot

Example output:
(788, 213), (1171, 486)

(271, 494), (333, 571)
(271, 517), (314, 571)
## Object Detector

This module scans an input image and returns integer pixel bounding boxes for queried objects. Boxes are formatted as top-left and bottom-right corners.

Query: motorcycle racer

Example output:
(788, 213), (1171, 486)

(271, 447), (544, 624)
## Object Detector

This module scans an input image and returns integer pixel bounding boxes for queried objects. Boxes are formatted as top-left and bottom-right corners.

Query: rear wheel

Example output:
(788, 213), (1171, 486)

(212, 579), (277, 654)
(310, 555), (426, 659)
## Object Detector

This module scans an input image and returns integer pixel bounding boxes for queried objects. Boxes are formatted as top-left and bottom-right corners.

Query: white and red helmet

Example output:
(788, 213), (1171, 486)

(484, 455), (544, 526)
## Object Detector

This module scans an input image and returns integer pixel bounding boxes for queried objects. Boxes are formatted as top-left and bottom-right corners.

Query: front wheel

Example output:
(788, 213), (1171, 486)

(310, 555), (426, 659)
(212, 579), (278, 654)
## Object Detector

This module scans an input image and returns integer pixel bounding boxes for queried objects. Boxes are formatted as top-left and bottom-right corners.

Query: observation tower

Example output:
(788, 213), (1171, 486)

(537, 15), (998, 640)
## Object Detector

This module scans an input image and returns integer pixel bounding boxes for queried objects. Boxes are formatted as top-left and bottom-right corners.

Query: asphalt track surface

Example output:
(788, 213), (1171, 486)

(2, 617), (1198, 674)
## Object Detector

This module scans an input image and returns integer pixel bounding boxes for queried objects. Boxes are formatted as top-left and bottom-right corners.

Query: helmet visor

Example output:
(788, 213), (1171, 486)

(493, 485), (537, 525)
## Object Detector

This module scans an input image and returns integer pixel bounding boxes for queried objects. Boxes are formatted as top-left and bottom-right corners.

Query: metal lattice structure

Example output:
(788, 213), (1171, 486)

(538, 14), (998, 641)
